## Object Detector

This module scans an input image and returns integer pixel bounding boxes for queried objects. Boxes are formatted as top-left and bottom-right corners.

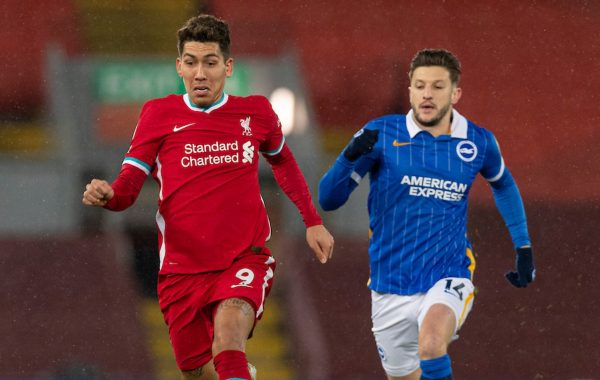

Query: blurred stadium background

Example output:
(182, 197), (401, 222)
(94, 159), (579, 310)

(1, 1), (599, 379)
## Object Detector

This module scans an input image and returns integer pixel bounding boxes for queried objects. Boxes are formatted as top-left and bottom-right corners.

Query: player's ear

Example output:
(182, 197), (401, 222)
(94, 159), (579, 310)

(175, 57), (183, 77)
(225, 57), (234, 78)
(451, 86), (462, 105)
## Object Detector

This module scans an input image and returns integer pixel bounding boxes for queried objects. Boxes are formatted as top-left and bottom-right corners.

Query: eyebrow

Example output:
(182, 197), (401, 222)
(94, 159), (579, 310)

(182, 52), (221, 60)
(414, 79), (447, 84)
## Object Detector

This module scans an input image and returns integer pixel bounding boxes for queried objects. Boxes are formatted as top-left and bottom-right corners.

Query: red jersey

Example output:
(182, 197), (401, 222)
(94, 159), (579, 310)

(105, 93), (322, 274)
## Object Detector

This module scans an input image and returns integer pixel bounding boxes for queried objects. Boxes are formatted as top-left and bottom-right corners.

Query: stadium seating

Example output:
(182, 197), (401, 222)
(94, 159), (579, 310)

(0, 234), (153, 378)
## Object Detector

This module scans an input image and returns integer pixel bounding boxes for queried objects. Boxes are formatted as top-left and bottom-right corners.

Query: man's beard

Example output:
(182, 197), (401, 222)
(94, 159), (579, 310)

(413, 103), (452, 127)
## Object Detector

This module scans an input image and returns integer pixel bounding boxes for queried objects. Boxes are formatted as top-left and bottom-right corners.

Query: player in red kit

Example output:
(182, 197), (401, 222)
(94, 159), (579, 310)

(82, 14), (334, 380)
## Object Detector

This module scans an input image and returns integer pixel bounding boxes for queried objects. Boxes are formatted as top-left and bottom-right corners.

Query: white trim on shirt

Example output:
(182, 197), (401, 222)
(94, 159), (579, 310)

(406, 109), (468, 139)
(183, 93), (229, 113)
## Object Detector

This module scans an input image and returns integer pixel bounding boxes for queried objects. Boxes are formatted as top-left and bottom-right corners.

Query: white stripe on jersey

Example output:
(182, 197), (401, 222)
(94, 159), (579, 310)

(486, 157), (505, 182)
(260, 136), (286, 156)
(260, 195), (272, 242)
(256, 256), (275, 318)
(156, 210), (166, 270)
(156, 156), (164, 201)
(123, 158), (150, 175)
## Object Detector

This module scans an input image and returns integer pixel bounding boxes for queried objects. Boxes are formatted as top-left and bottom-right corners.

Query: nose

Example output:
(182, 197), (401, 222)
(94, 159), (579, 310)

(194, 65), (207, 80)
(422, 85), (433, 99)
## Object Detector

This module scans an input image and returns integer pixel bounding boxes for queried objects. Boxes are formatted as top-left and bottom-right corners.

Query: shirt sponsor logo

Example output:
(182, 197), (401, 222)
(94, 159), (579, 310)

(173, 122), (196, 132)
(401, 175), (467, 202)
(180, 140), (254, 167)
(456, 140), (478, 162)
(242, 141), (255, 164)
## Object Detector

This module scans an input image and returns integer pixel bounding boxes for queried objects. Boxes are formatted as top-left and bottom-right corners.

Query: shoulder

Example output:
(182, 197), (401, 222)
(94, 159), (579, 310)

(462, 120), (503, 164)
(143, 94), (181, 107)
(227, 94), (271, 110)
(364, 114), (407, 130)
(228, 95), (278, 125)
(244, 94), (271, 105)
(460, 116), (497, 144)
(140, 94), (182, 117)
(362, 114), (409, 142)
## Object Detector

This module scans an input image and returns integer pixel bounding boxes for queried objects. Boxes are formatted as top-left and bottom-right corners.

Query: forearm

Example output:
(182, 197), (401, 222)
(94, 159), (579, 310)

(265, 144), (322, 227)
(104, 164), (147, 211)
(318, 155), (360, 211)
(490, 170), (531, 248)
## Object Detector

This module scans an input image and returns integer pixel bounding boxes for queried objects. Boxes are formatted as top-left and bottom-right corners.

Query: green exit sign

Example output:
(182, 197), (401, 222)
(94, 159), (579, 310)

(93, 60), (250, 103)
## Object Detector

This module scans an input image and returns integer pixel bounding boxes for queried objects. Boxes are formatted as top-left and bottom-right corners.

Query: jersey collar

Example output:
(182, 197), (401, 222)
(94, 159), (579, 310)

(406, 109), (468, 139)
(183, 93), (229, 113)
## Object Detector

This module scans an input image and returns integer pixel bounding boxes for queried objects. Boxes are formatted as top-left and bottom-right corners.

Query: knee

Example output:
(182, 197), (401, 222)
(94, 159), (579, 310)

(418, 334), (448, 360)
(212, 329), (245, 353)
(212, 298), (255, 354)
(181, 367), (203, 380)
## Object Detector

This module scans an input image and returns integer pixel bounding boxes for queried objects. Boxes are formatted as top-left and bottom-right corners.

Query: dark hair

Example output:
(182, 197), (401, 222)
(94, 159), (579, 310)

(177, 14), (231, 58)
(408, 49), (461, 84)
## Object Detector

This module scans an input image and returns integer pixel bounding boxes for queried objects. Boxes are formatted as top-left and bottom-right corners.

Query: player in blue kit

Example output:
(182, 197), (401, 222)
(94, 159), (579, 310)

(319, 49), (535, 380)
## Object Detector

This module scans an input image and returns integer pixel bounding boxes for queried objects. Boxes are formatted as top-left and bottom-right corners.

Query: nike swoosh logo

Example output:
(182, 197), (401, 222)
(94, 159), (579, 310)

(393, 140), (411, 147)
(173, 122), (196, 132)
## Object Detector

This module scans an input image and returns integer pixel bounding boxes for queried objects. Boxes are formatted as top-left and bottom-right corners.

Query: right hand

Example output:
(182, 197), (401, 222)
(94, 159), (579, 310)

(82, 179), (114, 207)
(343, 128), (379, 161)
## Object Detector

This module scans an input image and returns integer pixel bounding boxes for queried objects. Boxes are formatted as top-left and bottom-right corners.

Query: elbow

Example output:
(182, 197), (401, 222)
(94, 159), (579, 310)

(319, 201), (335, 212)
(318, 175), (347, 211)
(318, 194), (341, 212)
(318, 182), (335, 211)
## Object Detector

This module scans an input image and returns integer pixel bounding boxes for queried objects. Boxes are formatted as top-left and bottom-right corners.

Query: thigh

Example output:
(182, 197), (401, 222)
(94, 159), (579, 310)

(418, 277), (475, 332)
(371, 291), (422, 377)
(157, 249), (277, 370)
(158, 273), (217, 371)
(210, 249), (277, 320)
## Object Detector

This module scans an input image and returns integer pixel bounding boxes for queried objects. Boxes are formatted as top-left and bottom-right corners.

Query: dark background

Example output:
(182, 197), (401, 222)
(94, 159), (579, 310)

(1, 1), (599, 379)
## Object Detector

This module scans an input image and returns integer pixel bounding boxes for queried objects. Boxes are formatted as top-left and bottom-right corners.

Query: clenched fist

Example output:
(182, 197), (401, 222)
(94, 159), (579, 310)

(82, 179), (114, 207)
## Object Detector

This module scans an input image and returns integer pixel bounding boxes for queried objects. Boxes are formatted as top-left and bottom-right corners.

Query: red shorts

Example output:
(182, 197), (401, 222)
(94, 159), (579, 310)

(157, 248), (276, 371)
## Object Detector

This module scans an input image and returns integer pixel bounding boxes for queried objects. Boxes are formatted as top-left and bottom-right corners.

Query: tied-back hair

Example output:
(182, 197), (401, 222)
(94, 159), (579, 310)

(408, 49), (461, 85)
(177, 14), (231, 58)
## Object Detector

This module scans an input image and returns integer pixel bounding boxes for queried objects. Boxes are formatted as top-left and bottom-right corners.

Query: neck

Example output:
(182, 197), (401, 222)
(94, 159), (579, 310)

(414, 112), (453, 137)
(427, 123), (451, 137)
(189, 92), (225, 110)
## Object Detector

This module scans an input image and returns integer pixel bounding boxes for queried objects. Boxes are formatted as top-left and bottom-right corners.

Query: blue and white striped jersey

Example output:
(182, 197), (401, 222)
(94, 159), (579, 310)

(319, 109), (530, 295)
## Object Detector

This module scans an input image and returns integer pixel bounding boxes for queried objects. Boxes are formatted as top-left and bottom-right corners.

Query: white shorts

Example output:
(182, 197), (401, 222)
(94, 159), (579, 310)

(371, 277), (475, 377)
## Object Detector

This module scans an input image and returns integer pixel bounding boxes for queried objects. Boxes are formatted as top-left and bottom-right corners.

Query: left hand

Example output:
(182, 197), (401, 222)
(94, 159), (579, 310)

(505, 246), (535, 288)
(306, 224), (335, 264)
